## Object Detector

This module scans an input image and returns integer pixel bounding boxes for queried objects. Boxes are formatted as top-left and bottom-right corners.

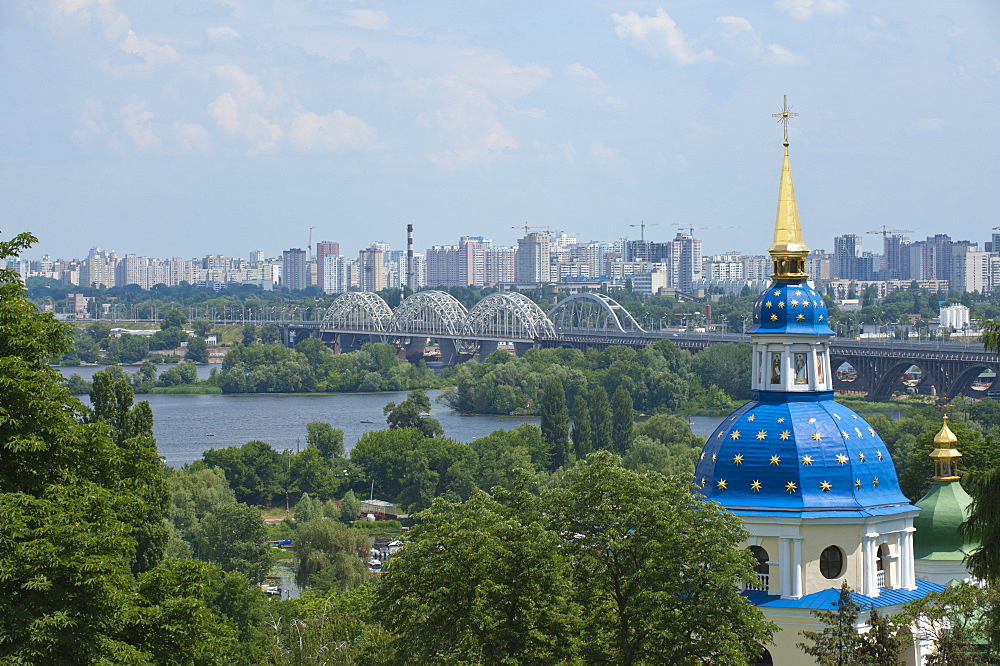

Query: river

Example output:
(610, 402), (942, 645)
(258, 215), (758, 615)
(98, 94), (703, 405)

(57, 365), (727, 468)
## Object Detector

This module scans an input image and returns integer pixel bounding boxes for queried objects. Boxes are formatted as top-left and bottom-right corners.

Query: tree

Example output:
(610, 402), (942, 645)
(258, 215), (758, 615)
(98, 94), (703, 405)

(288, 445), (342, 499)
(194, 502), (273, 583)
(340, 490), (361, 522)
(540, 376), (570, 470)
(306, 420), (344, 458)
(0, 231), (233, 662)
(798, 582), (865, 666)
(898, 582), (1000, 665)
(293, 520), (370, 592)
(259, 323), (280, 344)
(611, 385), (635, 454)
(690, 342), (753, 401)
(381, 489), (582, 664)
(241, 323), (258, 346)
(191, 317), (213, 338)
(186, 334), (209, 363)
(959, 467), (1000, 646)
(160, 309), (187, 330)
(856, 609), (907, 665)
(590, 385), (613, 452)
(571, 394), (593, 460)
(202, 440), (285, 505)
(294, 492), (323, 523)
(383, 390), (444, 438)
(398, 452), (439, 513)
(547, 452), (773, 664)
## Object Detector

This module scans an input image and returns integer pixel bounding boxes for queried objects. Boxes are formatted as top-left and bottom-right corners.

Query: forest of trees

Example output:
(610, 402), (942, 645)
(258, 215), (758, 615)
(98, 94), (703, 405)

(9, 229), (1000, 663)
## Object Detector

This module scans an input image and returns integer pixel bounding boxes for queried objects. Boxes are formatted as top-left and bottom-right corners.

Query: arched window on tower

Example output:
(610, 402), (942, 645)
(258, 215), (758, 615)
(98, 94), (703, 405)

(877, 544), (889, 589)
(747, 546), (769, 591)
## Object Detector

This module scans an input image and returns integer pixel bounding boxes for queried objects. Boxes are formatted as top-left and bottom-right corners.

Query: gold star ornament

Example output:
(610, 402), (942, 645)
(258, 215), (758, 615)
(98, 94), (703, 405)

(801, 455), (813, 465)
(733, 454), (744, 465)
(769, 455), (781, 466)
(751, 480), (762, 492)
(756, 430), (768, 440)
(820, 480), (832, 492)
(717, 479), (728, 490)
(785, 481), (798, 493)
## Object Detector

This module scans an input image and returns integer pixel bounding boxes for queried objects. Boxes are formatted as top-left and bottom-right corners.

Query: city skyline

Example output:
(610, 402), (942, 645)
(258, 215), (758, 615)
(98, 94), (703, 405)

(3, 1), (998, 260)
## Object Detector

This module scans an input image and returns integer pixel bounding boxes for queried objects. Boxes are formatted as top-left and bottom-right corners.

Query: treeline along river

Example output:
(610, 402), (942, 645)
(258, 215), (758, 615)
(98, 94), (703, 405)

(58, 365), (727, 468)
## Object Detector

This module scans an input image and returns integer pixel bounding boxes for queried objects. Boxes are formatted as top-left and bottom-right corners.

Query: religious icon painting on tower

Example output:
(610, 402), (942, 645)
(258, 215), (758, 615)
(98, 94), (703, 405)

(816, 351), (825, 384)
(770, 352), (782, 385)
(794, 353), (808, 385)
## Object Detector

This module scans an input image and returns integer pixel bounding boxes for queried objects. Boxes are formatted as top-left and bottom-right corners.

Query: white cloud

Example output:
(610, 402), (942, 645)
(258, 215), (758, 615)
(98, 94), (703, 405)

(564, 62), (622, 104)
(717, 16), (753, 33)
(342, 9), (389, 31)
(611, 8), (714, 65)
(711, 15), (804, 66)
(207, 26), (242, 42)
(122, 28), (179, 65)
(774, 0), (849, 21)
(565, 63), (600, 82)
(765, 43), (806, 65)
(409, 74), (519, 168)
(119, 96), (160, 151)
(173, 122), (212, 153)
(208, 64), (284, 156)
(450, 53), (551, 101)
(53, 0), (178, 70)
(72, 98), (108, 149)
(289, 110), (379, 152)
(589, 142), (619, 163)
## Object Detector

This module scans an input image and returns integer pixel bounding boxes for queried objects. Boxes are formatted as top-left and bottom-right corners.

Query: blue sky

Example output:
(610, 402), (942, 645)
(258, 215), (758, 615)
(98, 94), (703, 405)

(2, 1), (998, 261)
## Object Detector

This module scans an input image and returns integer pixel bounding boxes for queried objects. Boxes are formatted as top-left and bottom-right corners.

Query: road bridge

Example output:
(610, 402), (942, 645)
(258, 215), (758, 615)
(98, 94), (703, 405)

(278, 292), (998, 401)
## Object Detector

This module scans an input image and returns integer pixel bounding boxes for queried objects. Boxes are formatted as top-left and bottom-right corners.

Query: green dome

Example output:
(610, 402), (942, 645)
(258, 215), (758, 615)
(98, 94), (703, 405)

(913, 479), (977, 561)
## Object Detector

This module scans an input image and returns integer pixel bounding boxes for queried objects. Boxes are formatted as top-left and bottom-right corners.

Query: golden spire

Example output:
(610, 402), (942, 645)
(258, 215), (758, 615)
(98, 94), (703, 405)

(929, 413), (962, 481)
(769, 96), (809, 280)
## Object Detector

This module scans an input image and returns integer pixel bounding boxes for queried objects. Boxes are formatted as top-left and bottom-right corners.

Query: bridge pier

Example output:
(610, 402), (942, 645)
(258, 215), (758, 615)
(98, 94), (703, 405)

(439, 339), (462, 366)
(513, 342), (534, 357)
(404, 336), (428, 363)
(478, 340), (498, 360)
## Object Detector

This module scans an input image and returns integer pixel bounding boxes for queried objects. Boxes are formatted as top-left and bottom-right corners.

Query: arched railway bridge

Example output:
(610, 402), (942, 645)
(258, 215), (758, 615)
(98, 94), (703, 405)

(279, 291), (999, 401)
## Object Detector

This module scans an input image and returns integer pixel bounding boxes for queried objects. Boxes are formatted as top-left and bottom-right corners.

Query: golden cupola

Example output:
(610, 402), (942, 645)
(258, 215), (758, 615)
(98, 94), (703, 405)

(929, 414), (962, 481)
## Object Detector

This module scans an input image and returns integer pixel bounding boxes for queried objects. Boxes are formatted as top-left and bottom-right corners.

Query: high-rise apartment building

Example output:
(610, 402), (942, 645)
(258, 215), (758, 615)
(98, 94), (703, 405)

(669, 232), (702, 292)
(833, 234), (861, 280)
(515, 233), (550, 283)
(358, 247), (385, 292)
(485, 246), (516, 284)
(315, 241), (339, 291)
(80, 248), (117, 289)
(882, 234), (910, 280)
(281, 248), (308, 290)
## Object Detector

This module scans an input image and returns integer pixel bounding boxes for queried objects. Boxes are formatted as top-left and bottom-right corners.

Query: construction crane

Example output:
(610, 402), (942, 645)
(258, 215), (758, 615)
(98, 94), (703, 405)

(866, 225), (912, 239)
(628, 221), (659, 242)
(677, 225), (740, 236)
(511, 223), (562, 235)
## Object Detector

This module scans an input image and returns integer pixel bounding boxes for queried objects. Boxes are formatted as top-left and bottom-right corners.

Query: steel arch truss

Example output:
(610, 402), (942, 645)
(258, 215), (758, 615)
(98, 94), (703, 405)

(390, 290), (469, 337)
(322, 292), (393, 331)
(548, 293), (645, 334)
(463, 292), (556, 340)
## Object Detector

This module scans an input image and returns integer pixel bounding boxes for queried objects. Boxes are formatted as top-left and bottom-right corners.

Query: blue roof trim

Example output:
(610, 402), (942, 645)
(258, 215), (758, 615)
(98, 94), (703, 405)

(743, 579), (946, 610)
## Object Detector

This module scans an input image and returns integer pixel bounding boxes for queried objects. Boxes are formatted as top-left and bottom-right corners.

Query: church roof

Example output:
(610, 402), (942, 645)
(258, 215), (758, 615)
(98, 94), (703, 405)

(743, 579), (946, 610)
(748, 281), (834, 336)
(695, 391), (912, 515)
(913, 479), (976, 560)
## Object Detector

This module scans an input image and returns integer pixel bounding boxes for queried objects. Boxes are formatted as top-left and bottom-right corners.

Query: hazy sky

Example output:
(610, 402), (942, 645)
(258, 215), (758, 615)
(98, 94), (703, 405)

(3, 1), (998, 261)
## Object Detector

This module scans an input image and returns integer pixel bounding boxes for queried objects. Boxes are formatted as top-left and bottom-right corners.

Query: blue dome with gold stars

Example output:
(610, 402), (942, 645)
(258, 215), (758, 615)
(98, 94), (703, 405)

(695, 391), (911, 516)
(749, 281), (833, 336)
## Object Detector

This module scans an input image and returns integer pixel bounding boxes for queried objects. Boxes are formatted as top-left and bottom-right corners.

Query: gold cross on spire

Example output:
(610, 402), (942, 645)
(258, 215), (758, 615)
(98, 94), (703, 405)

(772, 95), (798, 146)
